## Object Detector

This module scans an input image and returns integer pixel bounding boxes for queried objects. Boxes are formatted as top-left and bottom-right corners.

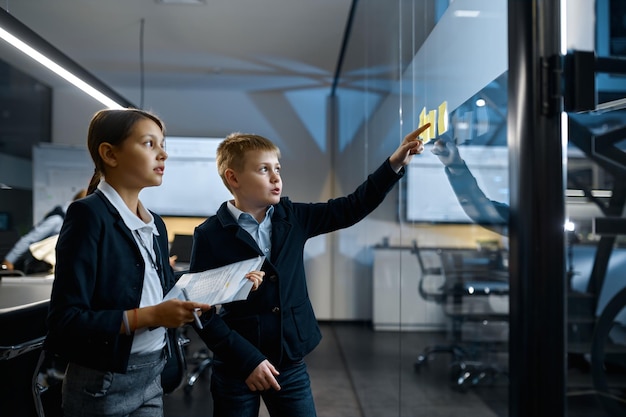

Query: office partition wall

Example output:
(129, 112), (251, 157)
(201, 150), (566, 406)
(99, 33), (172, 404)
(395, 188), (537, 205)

(332, 1), (513, 415)
(332, 0), (625, 416)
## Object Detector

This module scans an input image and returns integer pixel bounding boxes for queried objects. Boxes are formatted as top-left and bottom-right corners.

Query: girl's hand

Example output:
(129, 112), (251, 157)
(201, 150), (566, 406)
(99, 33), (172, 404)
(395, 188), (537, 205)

(149, 298), (211, 328)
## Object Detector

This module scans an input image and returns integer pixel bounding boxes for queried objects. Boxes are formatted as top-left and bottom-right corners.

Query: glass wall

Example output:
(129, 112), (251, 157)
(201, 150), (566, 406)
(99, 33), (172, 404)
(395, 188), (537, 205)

(332, 1), (510, 415)
(331, 0), (626, 416)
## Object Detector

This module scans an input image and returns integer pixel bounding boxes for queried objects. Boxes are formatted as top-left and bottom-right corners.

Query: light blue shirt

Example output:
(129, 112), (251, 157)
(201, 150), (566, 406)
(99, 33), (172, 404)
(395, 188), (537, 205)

(4, 203), (68, 264)
(227, 201), (273, 259)
(98, 181), (166, 354)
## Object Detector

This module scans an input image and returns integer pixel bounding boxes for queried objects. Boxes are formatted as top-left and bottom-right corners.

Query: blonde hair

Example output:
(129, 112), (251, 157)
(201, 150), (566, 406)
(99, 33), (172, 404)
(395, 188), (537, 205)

(216, 132), (280, 192)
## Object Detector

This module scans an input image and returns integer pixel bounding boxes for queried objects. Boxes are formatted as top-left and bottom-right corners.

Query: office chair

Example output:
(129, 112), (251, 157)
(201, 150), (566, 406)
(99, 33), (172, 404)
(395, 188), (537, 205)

(170, 234), (193, 269)
(183, 342), (213, 395)
(32, 350), (66, 417)
(411, 240), (509, 391)
(169, 234), (214, 394)
(162, 327), (191, 395)
(411, 241), (468, 366)
(0, 300), (49, 416)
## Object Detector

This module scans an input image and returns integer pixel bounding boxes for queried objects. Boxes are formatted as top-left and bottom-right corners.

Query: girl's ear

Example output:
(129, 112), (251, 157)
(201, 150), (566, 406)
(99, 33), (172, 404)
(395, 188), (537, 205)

(224, 168), (239, 190)
(98, 142), (118, 168)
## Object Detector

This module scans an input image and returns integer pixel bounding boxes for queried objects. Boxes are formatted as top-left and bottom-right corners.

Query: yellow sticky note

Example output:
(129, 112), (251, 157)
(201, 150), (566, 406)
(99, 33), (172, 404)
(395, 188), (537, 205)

(424, 109), (436, 143)
(438, 101), (448, 135)
(418, 107), (427, 141)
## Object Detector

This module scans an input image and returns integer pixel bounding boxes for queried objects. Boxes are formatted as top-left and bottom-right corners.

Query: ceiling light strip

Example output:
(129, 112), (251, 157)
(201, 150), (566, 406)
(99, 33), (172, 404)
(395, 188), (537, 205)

(0, 9), (134, 109)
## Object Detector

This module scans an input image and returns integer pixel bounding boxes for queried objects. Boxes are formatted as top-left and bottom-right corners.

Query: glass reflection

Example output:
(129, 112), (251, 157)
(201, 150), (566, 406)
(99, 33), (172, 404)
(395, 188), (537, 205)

(334, 0), (510, 416)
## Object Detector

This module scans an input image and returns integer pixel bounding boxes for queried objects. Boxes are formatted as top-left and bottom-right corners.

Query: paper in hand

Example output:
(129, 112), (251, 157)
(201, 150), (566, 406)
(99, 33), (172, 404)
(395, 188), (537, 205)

(165, 255), (265, 306)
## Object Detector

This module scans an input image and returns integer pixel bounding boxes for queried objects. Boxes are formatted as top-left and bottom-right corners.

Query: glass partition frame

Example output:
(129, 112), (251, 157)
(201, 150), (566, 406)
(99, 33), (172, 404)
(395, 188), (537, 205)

(330, 0), (624, 416)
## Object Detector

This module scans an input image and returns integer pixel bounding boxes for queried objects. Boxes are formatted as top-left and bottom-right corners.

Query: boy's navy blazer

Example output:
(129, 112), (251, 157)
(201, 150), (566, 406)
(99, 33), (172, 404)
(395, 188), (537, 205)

(191, 159), (404, 378)
(44, 189), (176, 373)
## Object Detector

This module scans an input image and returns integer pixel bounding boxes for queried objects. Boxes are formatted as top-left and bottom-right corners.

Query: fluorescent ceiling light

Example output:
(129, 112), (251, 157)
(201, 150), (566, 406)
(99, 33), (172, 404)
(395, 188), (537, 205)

(0, 10), (132, 109)
(0, 28), (123, 109)
(156, 0), (206, 4)
(454, 10), (481, 18)
(566, 189), (613, 198)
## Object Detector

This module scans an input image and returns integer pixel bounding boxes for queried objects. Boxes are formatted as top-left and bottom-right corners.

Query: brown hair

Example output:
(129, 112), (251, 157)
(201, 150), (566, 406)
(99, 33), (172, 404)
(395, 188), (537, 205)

(72, 189), (87, 201)
(86, 109), (165, 195)
(216, 132), (280, 192)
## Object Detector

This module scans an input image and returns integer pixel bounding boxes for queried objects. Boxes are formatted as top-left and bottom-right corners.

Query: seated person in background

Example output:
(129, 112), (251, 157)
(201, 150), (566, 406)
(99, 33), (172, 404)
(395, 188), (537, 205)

(432, 135), (509, 236)
(1, 189), (87, 274)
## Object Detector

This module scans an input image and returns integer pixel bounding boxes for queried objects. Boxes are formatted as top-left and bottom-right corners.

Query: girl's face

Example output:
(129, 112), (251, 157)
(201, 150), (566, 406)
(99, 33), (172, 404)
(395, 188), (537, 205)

(112, 118), (167, 191)
(230, 150), (282, 213)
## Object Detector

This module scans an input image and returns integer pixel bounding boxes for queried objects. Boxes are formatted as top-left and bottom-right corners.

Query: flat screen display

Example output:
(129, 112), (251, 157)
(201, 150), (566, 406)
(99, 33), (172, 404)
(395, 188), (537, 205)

(405, 145), (509, 223)
(139, 137), (233, 217)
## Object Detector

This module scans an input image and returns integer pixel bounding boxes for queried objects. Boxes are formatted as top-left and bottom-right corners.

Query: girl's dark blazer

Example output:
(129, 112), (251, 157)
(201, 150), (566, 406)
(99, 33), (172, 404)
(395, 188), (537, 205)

(44, 189), (176, 373)
(190, 159), (404, 379)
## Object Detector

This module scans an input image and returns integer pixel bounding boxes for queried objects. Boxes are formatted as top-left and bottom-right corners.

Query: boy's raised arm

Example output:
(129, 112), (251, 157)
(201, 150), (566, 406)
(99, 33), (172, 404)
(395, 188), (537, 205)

(389, 123), (431, 172)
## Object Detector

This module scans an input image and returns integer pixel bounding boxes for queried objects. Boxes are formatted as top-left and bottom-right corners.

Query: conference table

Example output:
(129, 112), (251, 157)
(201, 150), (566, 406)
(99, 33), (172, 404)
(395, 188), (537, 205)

(0, 274), (54, 309)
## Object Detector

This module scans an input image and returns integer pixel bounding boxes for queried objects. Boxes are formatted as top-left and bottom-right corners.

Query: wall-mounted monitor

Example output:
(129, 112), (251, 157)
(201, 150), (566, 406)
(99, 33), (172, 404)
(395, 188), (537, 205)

(139, 137), (233, 217)
(33, 137), (231, 221)
(405, 145), (508, 223)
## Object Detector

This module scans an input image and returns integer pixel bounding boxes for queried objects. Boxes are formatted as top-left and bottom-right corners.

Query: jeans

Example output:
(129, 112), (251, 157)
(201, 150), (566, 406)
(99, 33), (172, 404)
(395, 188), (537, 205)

(62, 349), (166, 417)
(211, 359), (317, 417)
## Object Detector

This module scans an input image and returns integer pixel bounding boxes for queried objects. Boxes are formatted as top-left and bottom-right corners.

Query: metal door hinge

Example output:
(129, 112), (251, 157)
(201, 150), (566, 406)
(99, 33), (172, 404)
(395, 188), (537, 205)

(541, 54), (563, 117)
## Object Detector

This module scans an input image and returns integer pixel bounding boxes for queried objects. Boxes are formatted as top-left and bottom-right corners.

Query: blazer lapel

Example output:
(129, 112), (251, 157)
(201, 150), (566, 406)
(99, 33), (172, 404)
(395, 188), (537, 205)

(269, 204), (291, 263)
(93, 189), (142, 264)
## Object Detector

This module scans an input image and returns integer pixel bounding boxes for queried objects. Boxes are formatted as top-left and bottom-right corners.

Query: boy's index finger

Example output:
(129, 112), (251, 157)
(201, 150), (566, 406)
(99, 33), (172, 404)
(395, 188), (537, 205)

(407, 123), (431, 141)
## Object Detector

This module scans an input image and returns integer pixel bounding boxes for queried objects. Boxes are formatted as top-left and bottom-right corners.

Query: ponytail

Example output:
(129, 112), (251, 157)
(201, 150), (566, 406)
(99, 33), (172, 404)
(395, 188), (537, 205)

(87, 169), (101, 195)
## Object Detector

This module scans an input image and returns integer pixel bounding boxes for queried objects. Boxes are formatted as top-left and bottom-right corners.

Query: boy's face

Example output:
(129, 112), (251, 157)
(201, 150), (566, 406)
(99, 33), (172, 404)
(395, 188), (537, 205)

(229, 150), (282, 212)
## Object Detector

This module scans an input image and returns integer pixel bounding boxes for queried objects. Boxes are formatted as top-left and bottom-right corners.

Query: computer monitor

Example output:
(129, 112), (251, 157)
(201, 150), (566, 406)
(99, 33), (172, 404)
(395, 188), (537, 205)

(0, 212), (9, 231)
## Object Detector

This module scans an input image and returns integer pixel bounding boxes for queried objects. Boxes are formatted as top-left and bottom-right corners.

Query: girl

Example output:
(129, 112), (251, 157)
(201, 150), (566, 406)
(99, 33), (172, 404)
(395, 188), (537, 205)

(44, 108), (212, 417)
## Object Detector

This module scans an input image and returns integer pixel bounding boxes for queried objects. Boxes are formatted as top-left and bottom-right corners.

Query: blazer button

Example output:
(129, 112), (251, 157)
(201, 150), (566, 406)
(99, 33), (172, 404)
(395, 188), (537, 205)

(271, 307), (280, 314)
(269, 275), (278, 282)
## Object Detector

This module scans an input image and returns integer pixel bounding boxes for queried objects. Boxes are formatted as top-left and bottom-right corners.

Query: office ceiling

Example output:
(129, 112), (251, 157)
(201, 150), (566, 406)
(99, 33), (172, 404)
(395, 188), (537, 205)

(0, 0), (354, 158)
(2, 0), (353, 91)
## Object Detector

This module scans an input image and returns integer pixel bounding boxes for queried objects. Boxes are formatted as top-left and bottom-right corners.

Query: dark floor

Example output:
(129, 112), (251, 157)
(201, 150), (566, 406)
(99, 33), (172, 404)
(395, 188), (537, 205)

(163, 322), (616, 417)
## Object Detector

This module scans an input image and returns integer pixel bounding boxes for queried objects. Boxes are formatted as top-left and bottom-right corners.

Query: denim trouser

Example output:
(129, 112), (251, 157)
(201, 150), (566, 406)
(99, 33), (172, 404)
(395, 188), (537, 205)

(62, 349), (166, 417)
(211, 359), (317, 417)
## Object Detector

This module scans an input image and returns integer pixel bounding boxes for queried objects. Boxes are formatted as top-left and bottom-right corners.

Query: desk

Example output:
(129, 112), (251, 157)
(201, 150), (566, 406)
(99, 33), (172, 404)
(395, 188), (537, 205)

(0, 275), (54, 311)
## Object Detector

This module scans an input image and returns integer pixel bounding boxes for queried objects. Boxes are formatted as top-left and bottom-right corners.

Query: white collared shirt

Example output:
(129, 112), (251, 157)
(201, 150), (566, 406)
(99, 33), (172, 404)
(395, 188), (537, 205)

(98, 181), (166, 354)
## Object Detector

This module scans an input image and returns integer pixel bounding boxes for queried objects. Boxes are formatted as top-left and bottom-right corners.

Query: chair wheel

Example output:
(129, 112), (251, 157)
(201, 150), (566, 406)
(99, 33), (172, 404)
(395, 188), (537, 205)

(414, 354), (428, 372)
(449, 362), (474, 392)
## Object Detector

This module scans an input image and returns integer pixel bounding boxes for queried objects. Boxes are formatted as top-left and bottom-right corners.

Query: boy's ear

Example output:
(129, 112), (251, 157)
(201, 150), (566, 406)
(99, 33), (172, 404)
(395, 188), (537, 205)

(224, 168), (239, 189)
(98, 142), (118, 168)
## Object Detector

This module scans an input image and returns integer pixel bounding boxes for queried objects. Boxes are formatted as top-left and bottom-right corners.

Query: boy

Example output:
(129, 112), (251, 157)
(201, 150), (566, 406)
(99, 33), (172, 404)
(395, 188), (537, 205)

(191, 124), (429, 417)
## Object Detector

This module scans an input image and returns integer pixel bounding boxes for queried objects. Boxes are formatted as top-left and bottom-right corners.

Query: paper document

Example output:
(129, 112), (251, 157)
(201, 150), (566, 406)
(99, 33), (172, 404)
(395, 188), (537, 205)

(165, 256), (265, 306)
